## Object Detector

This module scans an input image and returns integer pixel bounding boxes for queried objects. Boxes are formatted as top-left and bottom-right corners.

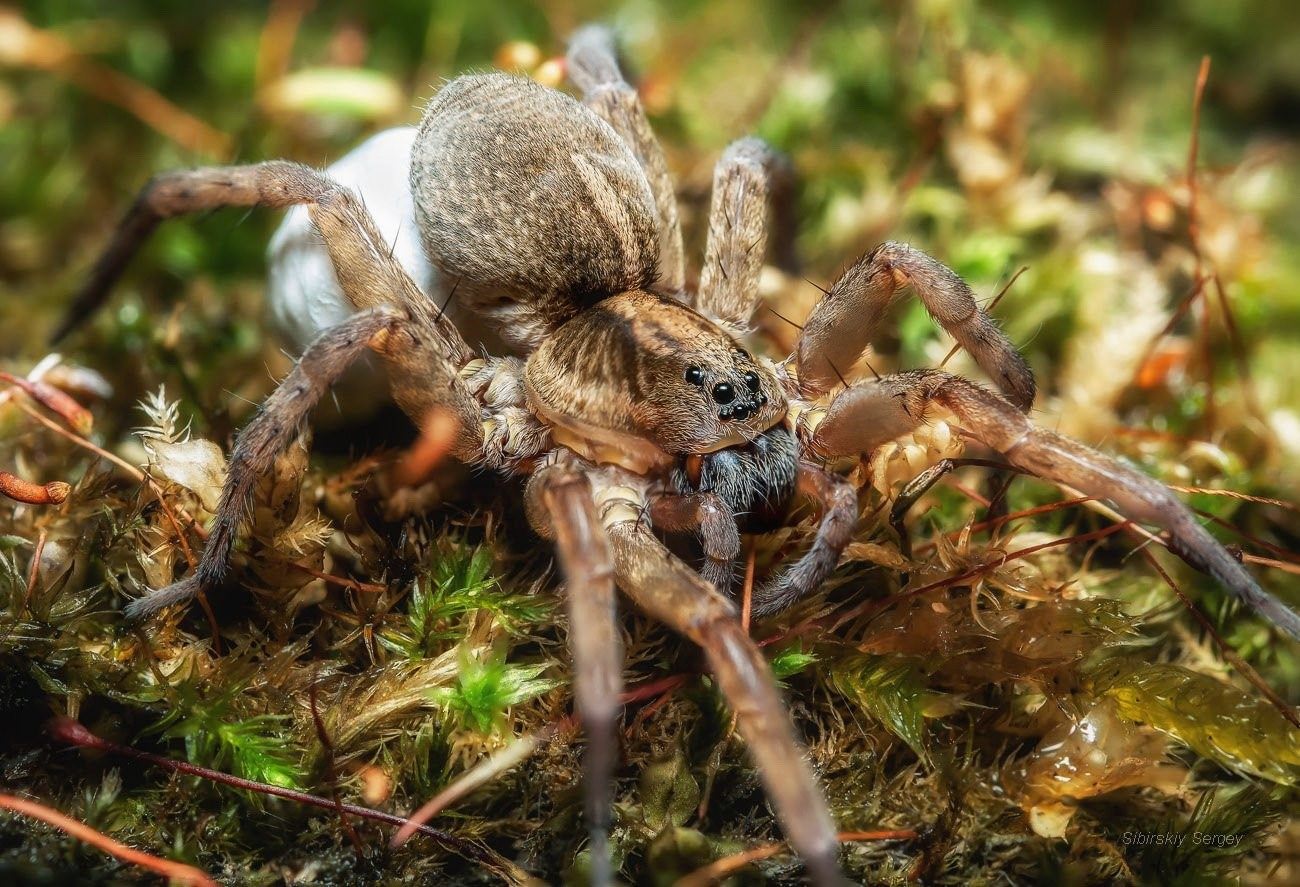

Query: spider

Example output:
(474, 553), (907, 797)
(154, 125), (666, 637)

(52, 26), (1300, 886)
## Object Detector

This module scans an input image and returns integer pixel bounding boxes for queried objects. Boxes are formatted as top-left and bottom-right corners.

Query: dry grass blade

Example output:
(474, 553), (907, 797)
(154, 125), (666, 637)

(0, 792), (218, 886)
(0, 9), (231, 157)
(46, 717), (523, 882)
(673, 829), (919, 886)
(391, 725), (556, 848)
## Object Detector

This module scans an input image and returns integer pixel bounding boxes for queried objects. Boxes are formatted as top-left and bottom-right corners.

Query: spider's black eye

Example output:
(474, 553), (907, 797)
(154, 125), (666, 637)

(685, 366), (704, 386)
(712, 382), (735, 404)
(743, 371), (760, 392)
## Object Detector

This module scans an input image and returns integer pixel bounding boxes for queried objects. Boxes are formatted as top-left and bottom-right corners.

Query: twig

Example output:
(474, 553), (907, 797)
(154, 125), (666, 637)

(762, 522), (1132, 649)
(674, 829), (918, 886)
(255, 0), (314, 88)
(1192, 509), (1300, 565)
(1209, 272), (1266, 423)
(1243, 554), (1300, 577)
(912, 496), (1094, 556)
(46, 717), (506, 875)
(1137, 548), (1300, 729)
(288, 560), (387, 594)
(1186, 56), (1216, 428)
(1186, 56), (1211, 284)
(309, 678), (365, 852)
(0, 791), (217, 886)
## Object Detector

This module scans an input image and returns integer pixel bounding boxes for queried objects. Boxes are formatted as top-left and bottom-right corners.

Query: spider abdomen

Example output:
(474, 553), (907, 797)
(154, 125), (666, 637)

(410, 73), (660, 350)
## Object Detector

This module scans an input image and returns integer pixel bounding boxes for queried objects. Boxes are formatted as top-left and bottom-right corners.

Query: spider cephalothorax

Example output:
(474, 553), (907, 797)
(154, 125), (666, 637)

(53, 25), (1300, 886)
(526, 289), (788, 463)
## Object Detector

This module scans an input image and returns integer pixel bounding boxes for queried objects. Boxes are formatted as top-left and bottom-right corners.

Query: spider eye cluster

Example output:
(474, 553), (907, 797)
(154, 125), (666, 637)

(683, 363), (768, 422)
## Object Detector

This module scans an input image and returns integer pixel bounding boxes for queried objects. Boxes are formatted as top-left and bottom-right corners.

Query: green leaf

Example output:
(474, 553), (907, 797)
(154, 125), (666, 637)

(430, 644), (557, 733)
(1091, 658), (1300, 784)
(828, 654), (937, 766)
(640, 750), (701, 832)
(769, 643), (818, 683)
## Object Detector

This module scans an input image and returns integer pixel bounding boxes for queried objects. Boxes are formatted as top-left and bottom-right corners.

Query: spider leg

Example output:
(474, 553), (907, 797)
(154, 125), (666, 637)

(648, 492), (741, 593)
(567, 25), (685, 294)
(123, 179), (497, 620)
(805, 369), (1300, 643)
(697, 137), (798, 335)
(751, 463), (858, 617)
(53, 162), (358, 342)
(591, 476), (845, 885)
(123, 307), (401, 620)
(526, 464), (622, 887)
(307, 185), (488, 458)
(793, 241), (1036, 409)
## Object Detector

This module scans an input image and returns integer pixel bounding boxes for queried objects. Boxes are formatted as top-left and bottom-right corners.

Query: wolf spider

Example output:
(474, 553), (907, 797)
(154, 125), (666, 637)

(54, 25), (1299, 886)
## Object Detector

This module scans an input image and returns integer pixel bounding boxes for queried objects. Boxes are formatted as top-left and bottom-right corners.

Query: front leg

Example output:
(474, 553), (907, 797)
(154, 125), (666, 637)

(794, 242), (1036, 408)
(752, 463), (859, 617)
(526, 464), (622, 887)
(804, 369), (1300, 643)
(697, 138), (798, 335)
(589, 472), (846, 886)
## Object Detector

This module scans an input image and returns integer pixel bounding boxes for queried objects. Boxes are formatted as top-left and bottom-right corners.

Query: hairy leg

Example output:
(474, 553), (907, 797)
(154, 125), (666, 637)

(567, 25), (685, 294)
(53, 162), (352, 342)
(53, 159), (487, 444)
(805, 369), (1300, 642)
(307, 186), (488, 459)
(794, 242), (1036, 408)
(648, 491), (742, 593)
(123, 308), (400, 620)
(697, 137), (799, 334)
(120, 172), (503, 619)
(527, 464), (623, 887)
(751, 463), (858, 617)
(590, 474), (845, 885)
